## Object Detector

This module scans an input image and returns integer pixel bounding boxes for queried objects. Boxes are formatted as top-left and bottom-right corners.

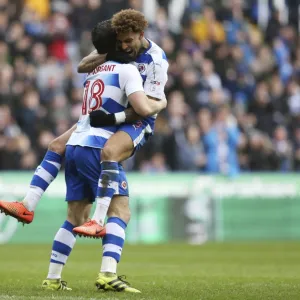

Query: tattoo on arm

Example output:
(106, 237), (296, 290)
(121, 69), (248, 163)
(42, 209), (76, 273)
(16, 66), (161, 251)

(124, 107), (142, 122)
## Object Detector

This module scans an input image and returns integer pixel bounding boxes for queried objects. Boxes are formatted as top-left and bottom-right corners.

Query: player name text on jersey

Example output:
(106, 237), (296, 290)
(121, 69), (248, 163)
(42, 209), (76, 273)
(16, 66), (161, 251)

(89, 64), (116, 75)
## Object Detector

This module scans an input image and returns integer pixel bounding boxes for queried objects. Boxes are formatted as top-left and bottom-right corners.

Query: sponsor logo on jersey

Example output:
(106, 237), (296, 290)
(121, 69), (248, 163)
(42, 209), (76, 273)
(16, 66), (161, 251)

(133, 120), (143, 130)
(150, 80), (161, 86)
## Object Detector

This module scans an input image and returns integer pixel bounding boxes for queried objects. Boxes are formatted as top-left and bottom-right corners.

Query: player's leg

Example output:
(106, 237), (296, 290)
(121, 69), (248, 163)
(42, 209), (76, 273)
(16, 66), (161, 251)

(42, 145), (92, 291)
(22, 125), (77, 210)
(92, 122), (151, 225)
(91, 130), (133, 225)
(73, 134), (132, 236)
(0, 125), (76, 224)
(66, 146), (139, 292)
(76, 121), (151, 232)
(42, 199), (92, 291)
(95, 195), (140, 293)
(72, 146), (116, 237)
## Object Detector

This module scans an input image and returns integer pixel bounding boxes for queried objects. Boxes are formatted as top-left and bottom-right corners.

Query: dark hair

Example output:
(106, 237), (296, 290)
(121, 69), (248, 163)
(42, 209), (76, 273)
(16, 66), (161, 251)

(91, 20), (132, 63)
(91, 20), (116, 54)
(106, 49), (132, 63)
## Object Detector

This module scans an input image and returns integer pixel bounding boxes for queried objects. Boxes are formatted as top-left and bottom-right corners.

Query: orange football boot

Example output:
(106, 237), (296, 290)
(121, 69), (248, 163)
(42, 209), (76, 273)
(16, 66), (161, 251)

(73, 220), (106, 238)
(0, 201), (34, 224)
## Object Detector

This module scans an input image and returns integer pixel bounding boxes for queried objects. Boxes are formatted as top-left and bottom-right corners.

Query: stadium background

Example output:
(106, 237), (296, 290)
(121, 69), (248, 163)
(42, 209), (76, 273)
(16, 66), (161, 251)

(0, 0), (300, 240)
(1, 0), (300, 242)
(1, 1), (300, 299)
(1, 0), (300, 173)
(0, 0), (299, 238)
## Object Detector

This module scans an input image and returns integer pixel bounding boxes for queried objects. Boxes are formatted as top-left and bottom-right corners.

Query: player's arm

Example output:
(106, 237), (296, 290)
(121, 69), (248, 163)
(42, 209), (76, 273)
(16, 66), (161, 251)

(90, 60), (168, 126)
(122, 94), (167, 121)
(77, 50), (106, 73)
(127, 92), (167, 117)
(90, 96), (166, 127)
(90, 97), (165, 126)
(90, 65), (167, 127)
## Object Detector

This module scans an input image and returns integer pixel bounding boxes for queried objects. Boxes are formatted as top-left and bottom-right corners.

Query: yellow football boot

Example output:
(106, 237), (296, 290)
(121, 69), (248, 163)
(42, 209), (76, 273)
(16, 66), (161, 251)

(42, 279), (72, 291)
(95, 273), (141, 293)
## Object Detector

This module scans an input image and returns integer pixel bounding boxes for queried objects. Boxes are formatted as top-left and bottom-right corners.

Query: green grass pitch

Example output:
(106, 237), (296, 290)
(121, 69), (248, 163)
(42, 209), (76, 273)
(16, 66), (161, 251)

(0, 242), (300, 300)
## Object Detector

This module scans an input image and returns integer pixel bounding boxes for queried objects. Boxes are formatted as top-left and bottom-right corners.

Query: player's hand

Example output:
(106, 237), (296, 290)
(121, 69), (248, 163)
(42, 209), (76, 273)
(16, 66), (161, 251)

(89, 110), (116, 127)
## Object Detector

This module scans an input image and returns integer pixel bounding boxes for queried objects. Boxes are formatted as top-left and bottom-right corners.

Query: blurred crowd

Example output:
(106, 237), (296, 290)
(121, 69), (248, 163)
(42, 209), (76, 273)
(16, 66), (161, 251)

(1, 0), (300, 174)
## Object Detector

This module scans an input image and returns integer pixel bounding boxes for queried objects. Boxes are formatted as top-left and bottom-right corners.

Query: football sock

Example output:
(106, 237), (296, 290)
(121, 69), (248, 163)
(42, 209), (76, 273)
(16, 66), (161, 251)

(47, 220), (76, 279)
(92, 161), (119, 226)
(23, 150), (62, 211)
(100, 217), (127, 274)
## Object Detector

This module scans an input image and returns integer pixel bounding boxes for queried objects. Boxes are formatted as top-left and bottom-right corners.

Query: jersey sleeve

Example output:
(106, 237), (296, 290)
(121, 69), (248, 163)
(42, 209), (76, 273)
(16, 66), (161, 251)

(143, 58), (168, 100)
(119, 64), (144, 97)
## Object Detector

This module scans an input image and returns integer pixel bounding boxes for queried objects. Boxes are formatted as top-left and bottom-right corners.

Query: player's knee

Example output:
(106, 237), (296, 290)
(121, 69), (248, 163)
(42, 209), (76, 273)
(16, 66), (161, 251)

(48, 138), (66, 155)
(102, 143), (133, 162)
(101, 145), (116, 161)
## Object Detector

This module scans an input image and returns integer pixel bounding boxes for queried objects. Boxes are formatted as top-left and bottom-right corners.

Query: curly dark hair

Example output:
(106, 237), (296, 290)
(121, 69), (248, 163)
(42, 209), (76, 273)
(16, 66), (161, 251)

(112, 9), (148, 34)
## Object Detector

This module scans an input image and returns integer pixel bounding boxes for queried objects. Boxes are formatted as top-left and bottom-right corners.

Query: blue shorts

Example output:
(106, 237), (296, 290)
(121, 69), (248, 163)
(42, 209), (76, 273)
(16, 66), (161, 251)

(118, 117), (155, 153)
(65, 145), (129, 202)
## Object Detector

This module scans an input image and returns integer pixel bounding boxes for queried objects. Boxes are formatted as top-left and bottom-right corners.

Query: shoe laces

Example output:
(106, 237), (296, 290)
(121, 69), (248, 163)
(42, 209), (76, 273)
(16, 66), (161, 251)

(117, 275), (130, 286)
(60, 280), (68, 289)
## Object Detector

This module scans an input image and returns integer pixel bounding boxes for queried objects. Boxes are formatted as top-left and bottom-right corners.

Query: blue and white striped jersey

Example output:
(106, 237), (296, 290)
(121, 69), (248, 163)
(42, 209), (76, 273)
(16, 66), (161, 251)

(67, 39), (168, 149)
(131, 39), (168, 101)
(67, 61), (144, 148)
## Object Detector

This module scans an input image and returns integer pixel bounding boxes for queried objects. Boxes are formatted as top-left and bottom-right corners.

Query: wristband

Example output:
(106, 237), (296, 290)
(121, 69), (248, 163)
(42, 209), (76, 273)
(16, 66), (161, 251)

(114, 111), (126, 124)
(90, 110), (116, 127)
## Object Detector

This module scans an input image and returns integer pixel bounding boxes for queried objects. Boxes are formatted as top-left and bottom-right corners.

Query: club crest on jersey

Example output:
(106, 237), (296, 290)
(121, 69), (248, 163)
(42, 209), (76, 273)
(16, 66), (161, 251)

(138, 64), (146, 73)
(121, 181), (127, 189)
(133, 120), (143, 130)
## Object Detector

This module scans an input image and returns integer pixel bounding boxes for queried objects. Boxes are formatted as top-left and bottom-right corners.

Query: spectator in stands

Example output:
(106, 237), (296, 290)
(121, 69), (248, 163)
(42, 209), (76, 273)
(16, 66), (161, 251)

(190, 6), (225, 44)
(272, 126), (293, 172)
(202, 105), (240, 176)
(1, 0), (300, 174)
(293, 128), (300, 171)
(174, 124), (206, 171)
